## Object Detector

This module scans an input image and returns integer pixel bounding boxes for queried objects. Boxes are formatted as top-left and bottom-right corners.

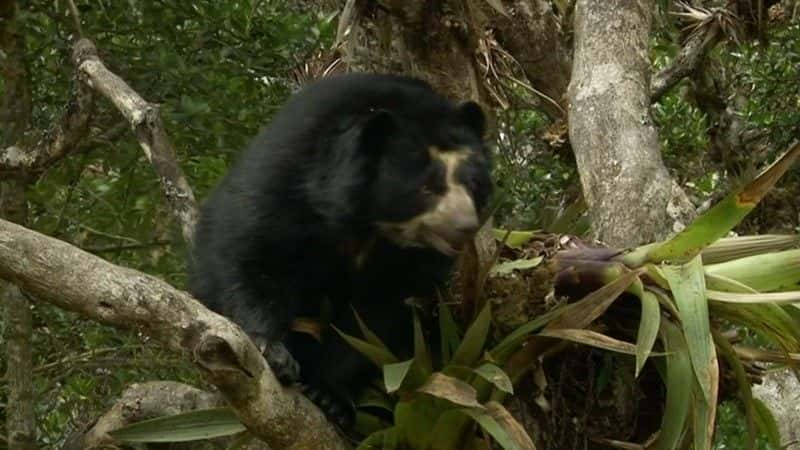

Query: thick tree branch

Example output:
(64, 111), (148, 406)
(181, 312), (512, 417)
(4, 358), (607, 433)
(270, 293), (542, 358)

(651, 22), (722, 101)
(568, 0), (696, 247)
(0, 218), (349, 450)
(0, 41), (94, 179)
(73, 39), (198, 241)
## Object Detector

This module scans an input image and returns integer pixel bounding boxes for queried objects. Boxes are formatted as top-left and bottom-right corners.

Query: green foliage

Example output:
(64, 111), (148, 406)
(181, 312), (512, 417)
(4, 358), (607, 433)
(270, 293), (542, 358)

(1, 1), (333, 446)
(733, 23), (800, 152)
(714, 402), (776, 450)
(492, 108), (580, 230)
(339, 303), (536, 450)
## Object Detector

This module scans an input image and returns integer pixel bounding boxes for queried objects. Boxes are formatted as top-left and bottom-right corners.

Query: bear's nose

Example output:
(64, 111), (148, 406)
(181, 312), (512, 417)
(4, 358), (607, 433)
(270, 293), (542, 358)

(453, 213), (479, 236)
(440, 213), (479, 248)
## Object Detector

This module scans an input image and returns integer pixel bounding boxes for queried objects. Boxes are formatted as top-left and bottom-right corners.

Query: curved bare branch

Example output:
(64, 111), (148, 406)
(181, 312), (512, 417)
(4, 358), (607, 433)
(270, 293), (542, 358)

(0, 218), (349, 450)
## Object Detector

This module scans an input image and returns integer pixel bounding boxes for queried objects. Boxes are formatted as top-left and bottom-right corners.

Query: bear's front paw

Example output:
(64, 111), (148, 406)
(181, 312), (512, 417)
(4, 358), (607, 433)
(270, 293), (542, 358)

(302, 384), (356, 431)
(252, 336), (301, 384)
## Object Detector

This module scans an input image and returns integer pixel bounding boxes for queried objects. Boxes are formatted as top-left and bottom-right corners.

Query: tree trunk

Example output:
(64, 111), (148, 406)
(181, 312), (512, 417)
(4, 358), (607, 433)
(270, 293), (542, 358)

(1, 1), (37, 448)
(568, 0), (696, 247)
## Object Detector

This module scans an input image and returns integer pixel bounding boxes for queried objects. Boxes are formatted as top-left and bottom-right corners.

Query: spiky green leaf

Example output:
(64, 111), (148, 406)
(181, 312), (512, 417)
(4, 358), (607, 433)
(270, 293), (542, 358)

(333, 326), (399, 367)
(474, 363), (514, 395)
(451, 302), (492, 367)
(655, 322), (693, 450)
(384, 359), (415, 394)
(635, 291), (661, 376)
(662, 256), (716, 401)
(439, 300), (462, 365)
(649, 141), (800, 263)
(109, 408), (245, 443)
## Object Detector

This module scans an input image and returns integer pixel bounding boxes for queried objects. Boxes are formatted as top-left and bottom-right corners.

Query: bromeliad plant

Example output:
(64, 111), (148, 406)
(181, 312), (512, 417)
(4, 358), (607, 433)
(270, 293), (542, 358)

(345, 141), (800, 450)
(106, 141), (799, 449)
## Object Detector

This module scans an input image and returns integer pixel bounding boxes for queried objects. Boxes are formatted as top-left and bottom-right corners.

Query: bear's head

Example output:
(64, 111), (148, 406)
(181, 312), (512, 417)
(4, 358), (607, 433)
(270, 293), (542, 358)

(362, 101), (492, 256)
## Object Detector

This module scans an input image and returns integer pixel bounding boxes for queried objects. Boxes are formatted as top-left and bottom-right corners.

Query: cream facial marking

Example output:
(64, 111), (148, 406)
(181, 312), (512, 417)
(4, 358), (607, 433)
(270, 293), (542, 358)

(377, 147), (480, 256)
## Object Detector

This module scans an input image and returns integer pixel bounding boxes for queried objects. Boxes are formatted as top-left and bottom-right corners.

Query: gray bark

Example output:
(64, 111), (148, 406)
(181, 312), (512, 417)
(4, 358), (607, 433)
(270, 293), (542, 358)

(651, 21), (722, 102)
(1, 2), (37, 448)
(0, 218), (348, 450)
(752, 370), (800, 449)
(567, 0), (696, 247)
(2, 285), (36, 450)
(73, 39), (198, 242)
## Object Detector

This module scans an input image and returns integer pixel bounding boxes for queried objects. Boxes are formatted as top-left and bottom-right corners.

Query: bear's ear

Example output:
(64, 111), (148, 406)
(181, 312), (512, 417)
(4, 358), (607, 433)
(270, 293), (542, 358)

(358, 109), (398, 150)
(455, 101), (486, 138)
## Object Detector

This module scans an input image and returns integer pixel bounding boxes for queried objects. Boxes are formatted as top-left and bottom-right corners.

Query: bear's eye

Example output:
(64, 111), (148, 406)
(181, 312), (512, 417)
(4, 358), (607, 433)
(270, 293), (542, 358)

(421, 185), (434, 196)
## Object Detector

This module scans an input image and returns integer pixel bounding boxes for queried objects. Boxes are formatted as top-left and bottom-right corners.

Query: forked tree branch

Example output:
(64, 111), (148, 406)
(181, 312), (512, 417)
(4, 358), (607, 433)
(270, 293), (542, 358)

(0, 218), (349, 450)
(651, 22), (722, 101)
(72, 38), (199, 241)
(0, 45), (94, 179)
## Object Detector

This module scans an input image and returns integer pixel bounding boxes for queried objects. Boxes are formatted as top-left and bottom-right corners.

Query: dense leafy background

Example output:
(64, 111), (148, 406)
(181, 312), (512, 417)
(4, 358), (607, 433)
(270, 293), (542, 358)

(0, 1), (798, 448)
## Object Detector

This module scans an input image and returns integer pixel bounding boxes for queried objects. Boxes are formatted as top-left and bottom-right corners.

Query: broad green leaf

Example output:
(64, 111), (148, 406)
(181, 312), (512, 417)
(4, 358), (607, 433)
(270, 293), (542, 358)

(439, 300), (462, 365)
(394, 396), (446, 449)
(493, 229), (535, 248)
(413, 310), (433, 375)
(635, 291), (661, 376)
(691, 355), (719, 450)
(648, 141), (800, 263)
(356, 427), (400, 450)
(417, 373), (482, 408)
(712, 302), (800, 351)
(354, 411), (390, 438)
(384, 359), (415, 394)
(655, 322), (693, 450)
(426, 409), (475, 450)
(356, 387), (394, 412)
(484, 402), (537, 450)
(451, 302), (492, 367)
(474, 363), (514, 394)
(461, 406), (533, 450)
(707, 289), (800, 304)
(704, 272), (759, 293)
(352, 305), (388, 348)
(491, 305), (567, 360)
(538, 328), (638, 355)
(662, 256), (716, 401)
(490, 257), (544, 276)
(333, 326), (399, 367)
(109, 408), (245, 443)
(701, 234), (800, 264)
(705, 249), (800, 292)
(752, 398), (782, 449)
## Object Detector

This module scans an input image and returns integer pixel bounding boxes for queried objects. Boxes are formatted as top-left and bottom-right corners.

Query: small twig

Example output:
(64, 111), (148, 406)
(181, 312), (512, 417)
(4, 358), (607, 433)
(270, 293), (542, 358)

(73, 38), (198, 242)
(74, 222), (142, 244)
(0, 218), (349, 450)
(84, 240), (173, 254)
(65, 0), (83, 38)
(334, 0), (358, 47)
(651, 22), (722, 101)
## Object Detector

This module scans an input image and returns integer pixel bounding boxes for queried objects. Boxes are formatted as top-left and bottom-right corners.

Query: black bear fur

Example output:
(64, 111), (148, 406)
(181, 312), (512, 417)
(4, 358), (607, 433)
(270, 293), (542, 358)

(189, 73), (492, 429)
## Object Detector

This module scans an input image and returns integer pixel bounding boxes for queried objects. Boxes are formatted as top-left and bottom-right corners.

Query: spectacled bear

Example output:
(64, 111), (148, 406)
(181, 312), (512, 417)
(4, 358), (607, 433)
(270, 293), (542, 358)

(189, 73), (493, 429)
